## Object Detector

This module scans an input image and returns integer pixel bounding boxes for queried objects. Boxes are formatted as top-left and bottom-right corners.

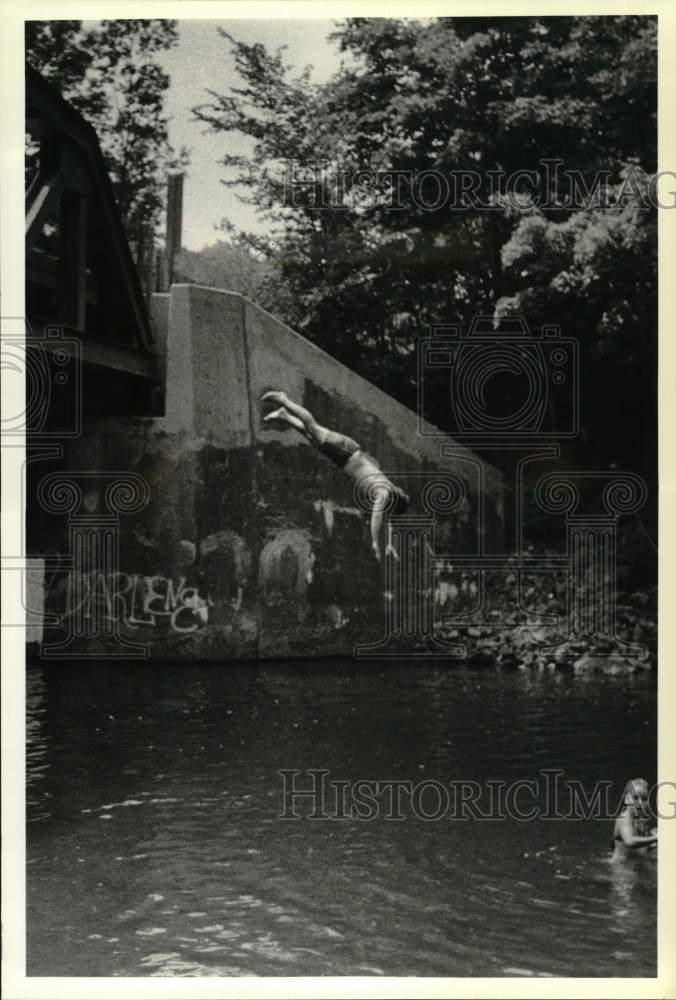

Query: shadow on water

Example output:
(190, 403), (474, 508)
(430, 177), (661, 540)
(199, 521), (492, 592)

(27, 660), (656, 977)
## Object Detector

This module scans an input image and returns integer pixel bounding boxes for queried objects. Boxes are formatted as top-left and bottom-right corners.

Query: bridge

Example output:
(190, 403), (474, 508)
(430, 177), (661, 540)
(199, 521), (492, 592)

(25, 63), (162, 418)
(21, 65), (507, 661)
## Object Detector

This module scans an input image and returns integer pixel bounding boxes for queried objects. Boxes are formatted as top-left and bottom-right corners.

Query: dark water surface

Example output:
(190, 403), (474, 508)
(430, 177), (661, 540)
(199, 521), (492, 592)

(27, 661), (656, 977)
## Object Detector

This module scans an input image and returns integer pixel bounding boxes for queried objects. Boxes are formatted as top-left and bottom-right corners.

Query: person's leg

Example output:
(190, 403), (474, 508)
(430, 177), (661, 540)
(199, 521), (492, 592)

(261, 391), (330, 446)
(261, 391), (361, 464)
(262, 406), (306, 435)
(262, 391), (318, 429)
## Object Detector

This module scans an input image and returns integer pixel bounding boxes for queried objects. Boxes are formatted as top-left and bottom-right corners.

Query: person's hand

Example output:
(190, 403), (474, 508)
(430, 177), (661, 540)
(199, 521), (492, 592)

(372, 542), (382, 563)
(385, 539), (400, 561)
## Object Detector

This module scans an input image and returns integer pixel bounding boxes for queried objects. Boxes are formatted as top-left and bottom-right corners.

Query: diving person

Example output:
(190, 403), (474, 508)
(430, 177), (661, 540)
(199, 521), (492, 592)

(261, 391), (409, 562)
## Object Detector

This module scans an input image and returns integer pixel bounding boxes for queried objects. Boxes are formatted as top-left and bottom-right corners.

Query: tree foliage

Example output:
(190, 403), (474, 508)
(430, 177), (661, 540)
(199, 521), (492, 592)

(26, 19), (185, 233)
(194, 16), (657, 477)
(174, 238), (272, 301)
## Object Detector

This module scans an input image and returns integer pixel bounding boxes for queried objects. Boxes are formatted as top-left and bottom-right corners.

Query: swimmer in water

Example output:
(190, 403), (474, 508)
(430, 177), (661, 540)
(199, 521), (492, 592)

(261, 391), (409, 562)
(611, 778), (657, 858)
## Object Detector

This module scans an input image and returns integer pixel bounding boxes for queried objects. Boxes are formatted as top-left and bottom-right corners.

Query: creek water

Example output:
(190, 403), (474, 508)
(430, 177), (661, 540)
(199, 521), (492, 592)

(27, 661), (656, 977)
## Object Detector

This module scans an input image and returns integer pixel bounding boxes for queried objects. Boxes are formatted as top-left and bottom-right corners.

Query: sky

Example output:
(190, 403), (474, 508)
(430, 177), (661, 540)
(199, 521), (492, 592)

(157, 19), (343, 250)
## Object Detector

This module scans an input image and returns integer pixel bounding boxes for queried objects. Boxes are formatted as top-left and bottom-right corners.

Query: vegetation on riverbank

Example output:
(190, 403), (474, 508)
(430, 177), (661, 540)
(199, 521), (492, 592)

(432, 560), (656, 674)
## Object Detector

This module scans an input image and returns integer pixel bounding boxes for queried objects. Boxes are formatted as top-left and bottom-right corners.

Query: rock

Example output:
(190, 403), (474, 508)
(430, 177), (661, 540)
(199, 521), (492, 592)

(553, 644), (574, 665)
(573, 653), (643, 676)
(573, 654), (598, 674)
(634, 657), (653, 671)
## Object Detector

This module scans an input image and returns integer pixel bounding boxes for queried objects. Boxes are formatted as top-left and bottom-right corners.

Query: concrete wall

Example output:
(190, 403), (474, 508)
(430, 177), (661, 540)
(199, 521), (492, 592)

(33, 284), (504, 661)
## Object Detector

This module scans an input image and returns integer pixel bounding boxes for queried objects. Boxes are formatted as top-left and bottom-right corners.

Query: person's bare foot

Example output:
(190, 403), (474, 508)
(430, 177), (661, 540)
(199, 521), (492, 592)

(262, 406), (305, 434)
(261, 390), (289, 407)
(263, 406), (292, 425)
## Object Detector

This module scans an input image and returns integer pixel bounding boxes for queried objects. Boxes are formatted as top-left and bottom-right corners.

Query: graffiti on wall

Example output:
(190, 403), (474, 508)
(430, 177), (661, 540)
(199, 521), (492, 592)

(45, 527), (261, 638)
(258, 528), (315, 602)
(61, 571), (210, 634)
(40, 510), (386, 644)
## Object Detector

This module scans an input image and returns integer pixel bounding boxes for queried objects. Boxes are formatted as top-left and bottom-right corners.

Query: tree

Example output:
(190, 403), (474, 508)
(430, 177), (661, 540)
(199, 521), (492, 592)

(174, 238), (272, 301)
(194, 16), (656, 480)
(26, 19), (185, 234)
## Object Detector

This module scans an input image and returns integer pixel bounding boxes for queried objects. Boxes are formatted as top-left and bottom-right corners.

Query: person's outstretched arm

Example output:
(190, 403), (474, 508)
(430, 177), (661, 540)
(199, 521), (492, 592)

(614, 814), (658, 849)
(369, 486), (390, 562)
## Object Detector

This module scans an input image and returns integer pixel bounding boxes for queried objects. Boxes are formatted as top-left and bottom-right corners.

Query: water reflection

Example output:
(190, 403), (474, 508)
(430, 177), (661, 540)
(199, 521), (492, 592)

(27, 661), (656, 977)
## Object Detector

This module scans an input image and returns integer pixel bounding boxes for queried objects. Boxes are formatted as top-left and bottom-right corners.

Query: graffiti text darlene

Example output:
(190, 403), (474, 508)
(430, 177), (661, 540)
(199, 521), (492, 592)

(62, 572), (210, 634)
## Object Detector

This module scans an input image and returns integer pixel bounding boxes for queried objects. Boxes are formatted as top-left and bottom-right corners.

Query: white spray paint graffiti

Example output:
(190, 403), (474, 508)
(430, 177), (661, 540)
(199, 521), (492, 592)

(258, 528), (315, 602)
(61, 571), (210, 634)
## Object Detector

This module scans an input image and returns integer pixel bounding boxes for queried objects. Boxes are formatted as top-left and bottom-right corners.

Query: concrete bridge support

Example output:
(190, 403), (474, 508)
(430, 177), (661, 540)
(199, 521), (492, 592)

(32, 284), (504, 661)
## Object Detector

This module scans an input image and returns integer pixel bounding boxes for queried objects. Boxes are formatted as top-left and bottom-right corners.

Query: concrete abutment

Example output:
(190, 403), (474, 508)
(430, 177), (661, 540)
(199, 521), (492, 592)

(29, 284), (504, 660)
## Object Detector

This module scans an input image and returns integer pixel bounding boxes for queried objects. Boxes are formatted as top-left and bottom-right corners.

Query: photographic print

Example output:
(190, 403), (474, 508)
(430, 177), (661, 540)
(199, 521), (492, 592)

(2, 2), (674, 996)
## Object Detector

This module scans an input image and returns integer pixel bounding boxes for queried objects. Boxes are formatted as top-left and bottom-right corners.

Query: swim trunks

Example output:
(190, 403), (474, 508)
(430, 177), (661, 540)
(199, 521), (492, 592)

(318, 431), (362, 468)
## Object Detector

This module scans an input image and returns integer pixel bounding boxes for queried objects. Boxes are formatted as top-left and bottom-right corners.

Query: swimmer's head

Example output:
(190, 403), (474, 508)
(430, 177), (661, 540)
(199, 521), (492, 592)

(353, 468), (409, 515)
(624, 777), (650, 808)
